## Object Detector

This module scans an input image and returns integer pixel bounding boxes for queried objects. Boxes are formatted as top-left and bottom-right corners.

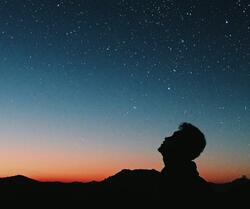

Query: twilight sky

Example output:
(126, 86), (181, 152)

(0, 0), (249, 182)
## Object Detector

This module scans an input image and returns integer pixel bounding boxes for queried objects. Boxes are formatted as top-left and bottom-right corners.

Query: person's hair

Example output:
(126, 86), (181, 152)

(178, 122), (206, 160)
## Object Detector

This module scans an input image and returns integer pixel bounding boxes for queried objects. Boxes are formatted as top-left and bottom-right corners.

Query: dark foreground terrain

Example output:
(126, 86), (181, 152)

(0, 169), (249, 207)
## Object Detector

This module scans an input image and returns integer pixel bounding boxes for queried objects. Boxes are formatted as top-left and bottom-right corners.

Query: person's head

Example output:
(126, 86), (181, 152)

(158, 123), (206, 165)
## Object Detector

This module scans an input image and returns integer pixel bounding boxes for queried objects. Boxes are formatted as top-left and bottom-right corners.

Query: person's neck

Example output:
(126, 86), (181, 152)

(162, 160), (199, 177)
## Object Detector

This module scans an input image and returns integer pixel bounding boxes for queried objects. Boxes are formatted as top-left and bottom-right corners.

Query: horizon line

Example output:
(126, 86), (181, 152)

(1, 172), (248, 184)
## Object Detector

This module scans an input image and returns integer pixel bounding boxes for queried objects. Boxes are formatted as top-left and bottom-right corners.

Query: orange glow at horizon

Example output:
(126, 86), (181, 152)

(0, 135), (248, 183)
(0, 137), (163, 183)
(0, 154), (246, 183)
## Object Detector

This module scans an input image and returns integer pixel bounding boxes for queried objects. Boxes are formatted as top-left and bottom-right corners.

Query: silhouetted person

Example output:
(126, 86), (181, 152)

(157, 122), (212, 205)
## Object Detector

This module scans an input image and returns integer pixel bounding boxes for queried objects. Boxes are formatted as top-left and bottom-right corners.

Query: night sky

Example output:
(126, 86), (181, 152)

(0, 0), (249, 182)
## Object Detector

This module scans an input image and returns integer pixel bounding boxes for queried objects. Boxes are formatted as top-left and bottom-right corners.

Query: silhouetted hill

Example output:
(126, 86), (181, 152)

(210, 175), (250, 191)
(0, 171), (249, 207)
(101, 169), (159, 204)
(103, 169), (159, 188)
(231, 175), (250, 185)
(0, 175), (38, 185)
(227, 176), (250, 197)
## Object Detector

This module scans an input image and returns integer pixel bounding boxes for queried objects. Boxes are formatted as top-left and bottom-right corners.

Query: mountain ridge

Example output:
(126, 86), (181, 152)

(0, 169), (249, 207)
(0, 170), (249, 185)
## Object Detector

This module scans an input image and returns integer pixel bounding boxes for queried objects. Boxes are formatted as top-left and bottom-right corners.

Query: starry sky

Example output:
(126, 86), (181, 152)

(0, 0), (249, 182)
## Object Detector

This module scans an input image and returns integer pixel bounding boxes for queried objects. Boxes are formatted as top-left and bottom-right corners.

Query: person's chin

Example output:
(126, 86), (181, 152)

(158, 146), (163, 153)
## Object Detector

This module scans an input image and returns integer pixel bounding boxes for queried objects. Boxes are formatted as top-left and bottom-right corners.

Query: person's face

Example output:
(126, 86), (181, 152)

(158, 131), (183, 163)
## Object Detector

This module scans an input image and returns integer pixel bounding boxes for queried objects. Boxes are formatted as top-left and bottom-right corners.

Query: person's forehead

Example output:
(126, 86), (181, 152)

(164, 131), (182, 140)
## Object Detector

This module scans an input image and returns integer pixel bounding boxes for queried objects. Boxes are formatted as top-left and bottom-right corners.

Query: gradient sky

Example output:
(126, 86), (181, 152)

(0, 0), (249, 183)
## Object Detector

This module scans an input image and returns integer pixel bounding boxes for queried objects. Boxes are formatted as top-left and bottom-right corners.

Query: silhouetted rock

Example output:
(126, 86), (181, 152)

(0, 175), (38, 185)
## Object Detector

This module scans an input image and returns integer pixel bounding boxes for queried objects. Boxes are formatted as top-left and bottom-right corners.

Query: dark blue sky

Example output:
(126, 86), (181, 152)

(0, 0), (249, 182)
